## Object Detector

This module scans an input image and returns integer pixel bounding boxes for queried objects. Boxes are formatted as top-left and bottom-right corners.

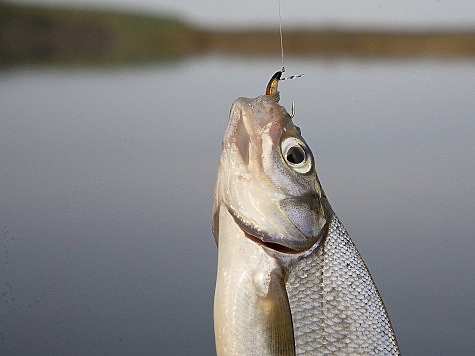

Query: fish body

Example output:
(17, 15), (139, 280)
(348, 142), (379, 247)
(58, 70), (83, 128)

(212, 81), (399, 355)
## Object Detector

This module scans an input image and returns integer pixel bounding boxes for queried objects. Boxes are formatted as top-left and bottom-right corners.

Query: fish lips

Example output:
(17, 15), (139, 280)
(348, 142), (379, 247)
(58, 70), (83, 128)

(227, 196), (325, 254)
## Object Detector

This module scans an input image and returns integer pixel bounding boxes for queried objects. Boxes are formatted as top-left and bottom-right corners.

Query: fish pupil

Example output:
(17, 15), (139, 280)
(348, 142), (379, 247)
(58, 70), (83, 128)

(286, 146), (305, 164)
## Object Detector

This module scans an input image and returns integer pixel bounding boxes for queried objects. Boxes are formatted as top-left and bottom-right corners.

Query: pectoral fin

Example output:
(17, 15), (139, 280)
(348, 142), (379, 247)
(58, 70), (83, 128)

(255, 271), (295, 355)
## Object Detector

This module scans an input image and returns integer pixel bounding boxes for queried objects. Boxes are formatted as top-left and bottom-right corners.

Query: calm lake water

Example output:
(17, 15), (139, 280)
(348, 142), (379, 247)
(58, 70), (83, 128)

(1, 56), (474, 355)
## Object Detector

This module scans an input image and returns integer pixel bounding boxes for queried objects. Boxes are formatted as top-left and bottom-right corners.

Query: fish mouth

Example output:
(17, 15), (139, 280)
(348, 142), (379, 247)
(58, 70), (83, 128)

(243, 231), (301, 254)
(227, 206), (309, 254)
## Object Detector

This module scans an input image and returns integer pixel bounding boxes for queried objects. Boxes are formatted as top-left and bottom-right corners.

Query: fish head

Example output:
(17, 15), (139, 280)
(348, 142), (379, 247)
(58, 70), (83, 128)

(213, 92), (332, 255)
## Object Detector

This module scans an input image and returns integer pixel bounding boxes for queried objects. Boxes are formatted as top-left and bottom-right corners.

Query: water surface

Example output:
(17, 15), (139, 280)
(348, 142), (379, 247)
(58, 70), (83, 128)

(1, 56), (474, 354)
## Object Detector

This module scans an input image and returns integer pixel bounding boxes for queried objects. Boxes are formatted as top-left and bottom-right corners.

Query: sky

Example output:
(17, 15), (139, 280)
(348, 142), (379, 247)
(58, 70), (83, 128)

(11, 0), (475, 29)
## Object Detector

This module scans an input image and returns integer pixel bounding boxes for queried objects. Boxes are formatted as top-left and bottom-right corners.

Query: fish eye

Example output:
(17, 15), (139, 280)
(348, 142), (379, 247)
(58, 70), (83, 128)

(286, 146), (305, 164)
(281, 136), (312, 174)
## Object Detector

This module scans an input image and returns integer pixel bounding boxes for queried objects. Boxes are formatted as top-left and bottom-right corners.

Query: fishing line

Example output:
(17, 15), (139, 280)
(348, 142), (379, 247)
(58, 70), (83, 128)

(277, 0), (303, 81)
(278, 0), (284, 70)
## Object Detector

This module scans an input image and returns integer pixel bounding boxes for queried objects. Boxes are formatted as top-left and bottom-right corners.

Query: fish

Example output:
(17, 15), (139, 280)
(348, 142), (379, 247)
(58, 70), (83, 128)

(212, 70), (400, 355)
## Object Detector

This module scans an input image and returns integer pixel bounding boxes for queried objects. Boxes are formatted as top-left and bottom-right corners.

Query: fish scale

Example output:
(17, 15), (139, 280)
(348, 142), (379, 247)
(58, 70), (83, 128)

(286, 215), (399, 355)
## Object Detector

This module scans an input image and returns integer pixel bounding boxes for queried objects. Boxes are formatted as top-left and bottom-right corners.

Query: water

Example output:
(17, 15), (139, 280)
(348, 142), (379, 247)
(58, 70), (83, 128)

(1, 56), (474, 354)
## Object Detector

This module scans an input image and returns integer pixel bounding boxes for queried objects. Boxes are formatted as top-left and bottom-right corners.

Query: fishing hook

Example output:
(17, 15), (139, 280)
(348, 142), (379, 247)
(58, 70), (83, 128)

(265, 69), (297, 119)
(265, 67), (285, 95)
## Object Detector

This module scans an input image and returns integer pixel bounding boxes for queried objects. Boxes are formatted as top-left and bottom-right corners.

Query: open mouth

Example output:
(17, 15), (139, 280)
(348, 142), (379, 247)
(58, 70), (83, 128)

(227, 205), (310, 254)
(242, 230), (300, 254)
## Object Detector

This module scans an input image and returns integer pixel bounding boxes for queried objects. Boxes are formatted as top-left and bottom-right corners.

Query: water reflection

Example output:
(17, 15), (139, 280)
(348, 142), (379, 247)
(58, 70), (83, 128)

(1, 56), (474, 354)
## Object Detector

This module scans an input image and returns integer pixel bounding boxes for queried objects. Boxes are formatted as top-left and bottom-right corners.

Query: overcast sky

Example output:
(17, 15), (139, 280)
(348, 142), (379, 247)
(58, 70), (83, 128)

(12, 0), (475, 28)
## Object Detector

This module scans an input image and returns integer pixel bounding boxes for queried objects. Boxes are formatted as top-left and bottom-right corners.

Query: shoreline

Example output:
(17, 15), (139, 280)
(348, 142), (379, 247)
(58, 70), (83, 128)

(2, 2), (475, 66)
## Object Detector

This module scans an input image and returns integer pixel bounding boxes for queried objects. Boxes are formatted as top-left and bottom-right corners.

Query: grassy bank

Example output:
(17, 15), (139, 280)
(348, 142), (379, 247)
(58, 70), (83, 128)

(0, 1), (200, 66)
(2, 1), (475, 67)
(202, 29), (475, 59)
